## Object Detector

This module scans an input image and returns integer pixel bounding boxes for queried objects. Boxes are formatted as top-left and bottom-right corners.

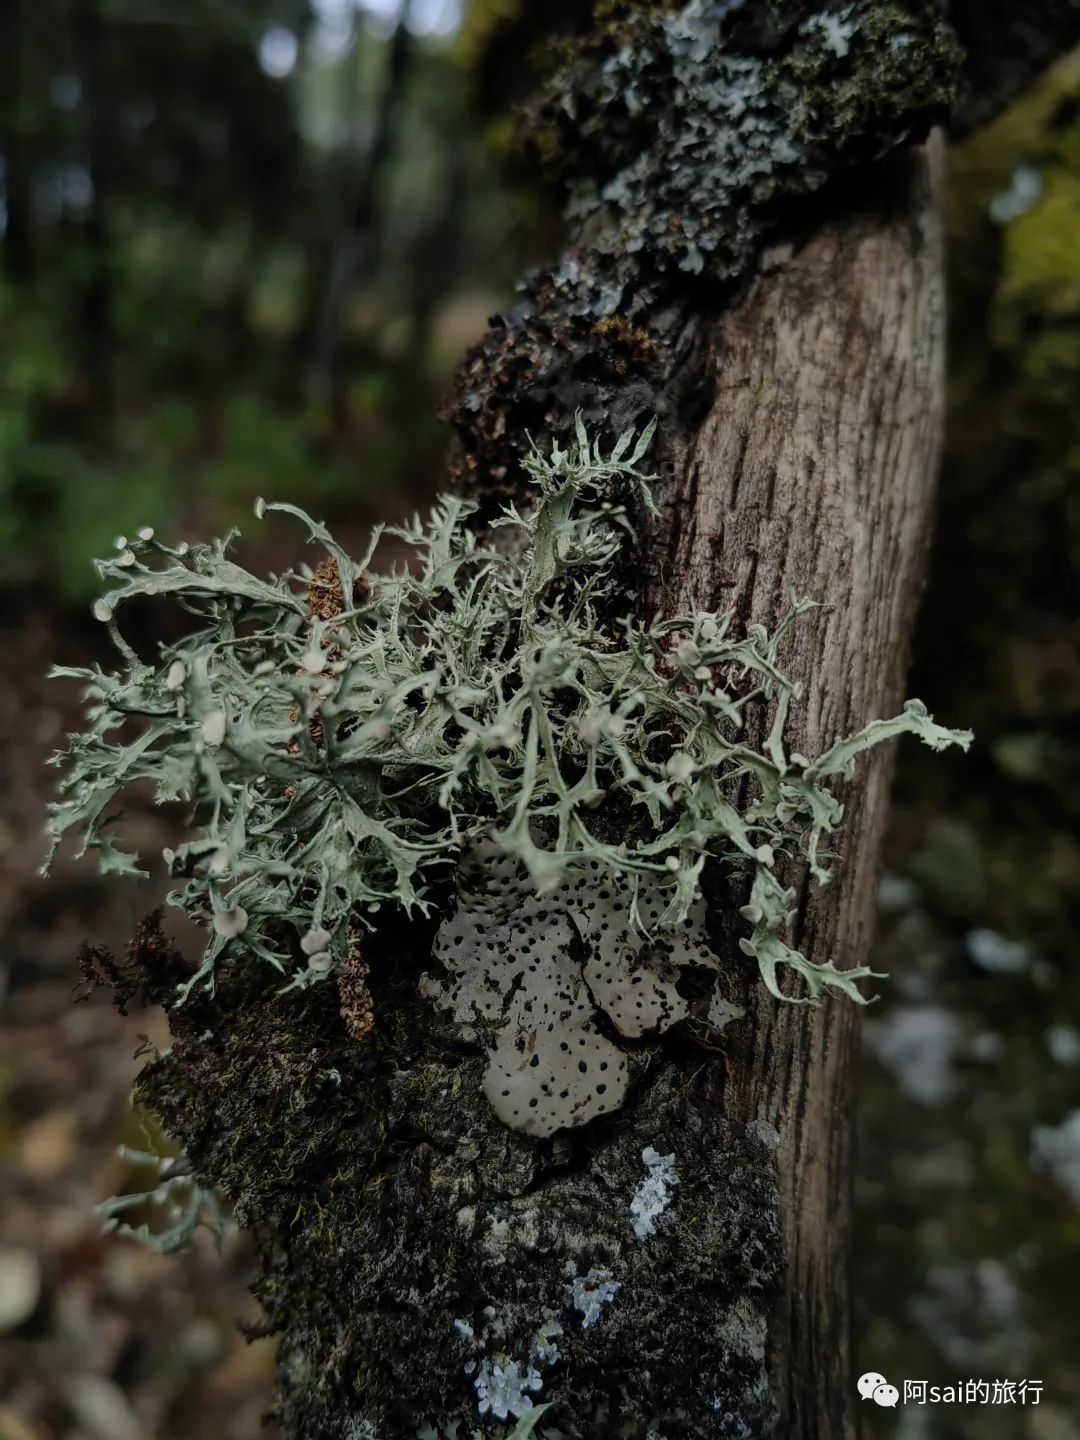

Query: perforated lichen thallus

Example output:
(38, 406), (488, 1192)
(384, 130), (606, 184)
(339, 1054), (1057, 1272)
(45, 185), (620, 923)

(42, 419), (972, 1135)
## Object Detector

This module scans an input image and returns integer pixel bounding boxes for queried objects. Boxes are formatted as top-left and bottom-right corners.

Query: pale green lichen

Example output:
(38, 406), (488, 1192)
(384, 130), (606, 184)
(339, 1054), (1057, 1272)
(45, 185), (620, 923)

(43, 420), (970, 1010)
(97, 1146), (231, 1255)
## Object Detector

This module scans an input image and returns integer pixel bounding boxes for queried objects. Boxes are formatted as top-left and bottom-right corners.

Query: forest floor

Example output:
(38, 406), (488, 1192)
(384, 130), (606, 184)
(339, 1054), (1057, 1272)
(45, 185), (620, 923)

(0, 605), (277, 1440)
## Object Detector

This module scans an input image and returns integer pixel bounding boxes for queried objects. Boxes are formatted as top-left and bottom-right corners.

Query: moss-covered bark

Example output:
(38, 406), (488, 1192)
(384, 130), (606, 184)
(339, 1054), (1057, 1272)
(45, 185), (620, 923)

(127, 918), (783, 1437)
(444, 1), (959, 516)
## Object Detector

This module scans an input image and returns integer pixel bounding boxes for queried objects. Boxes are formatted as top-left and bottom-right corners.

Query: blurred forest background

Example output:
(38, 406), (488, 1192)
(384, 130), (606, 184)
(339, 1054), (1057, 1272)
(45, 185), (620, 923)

(0, 4), (1077, 1438)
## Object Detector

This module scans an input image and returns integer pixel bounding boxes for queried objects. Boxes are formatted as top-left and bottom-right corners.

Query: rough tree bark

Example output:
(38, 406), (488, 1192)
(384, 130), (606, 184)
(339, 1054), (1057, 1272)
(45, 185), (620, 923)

(654, 141), (946, 1435)
(111, 6), (1080, 1440)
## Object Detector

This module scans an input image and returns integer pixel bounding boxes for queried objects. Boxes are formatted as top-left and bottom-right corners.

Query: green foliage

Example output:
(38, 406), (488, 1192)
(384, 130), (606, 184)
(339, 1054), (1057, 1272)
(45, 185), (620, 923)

(43, 422), (970, 1008)
(0, 260), (369, 604)
(0, 7), (525, 604)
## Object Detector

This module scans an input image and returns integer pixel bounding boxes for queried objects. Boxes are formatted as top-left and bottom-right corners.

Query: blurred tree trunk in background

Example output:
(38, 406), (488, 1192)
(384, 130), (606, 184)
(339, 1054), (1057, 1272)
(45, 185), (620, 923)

(71, 0), (116, 435)
(406, 147), (468, 378)
(129, 6), (1080, 1439)
(1, 0), (37, 282)
(305, 1), (417, 401)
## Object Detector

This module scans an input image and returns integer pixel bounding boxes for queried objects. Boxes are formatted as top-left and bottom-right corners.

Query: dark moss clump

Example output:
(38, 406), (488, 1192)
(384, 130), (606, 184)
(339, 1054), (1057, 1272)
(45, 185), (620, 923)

(119, 906), (780, 1438)
(442, 260), (717, 532)
(77, 909), (192, 1015)
(442, 248), (710, 517)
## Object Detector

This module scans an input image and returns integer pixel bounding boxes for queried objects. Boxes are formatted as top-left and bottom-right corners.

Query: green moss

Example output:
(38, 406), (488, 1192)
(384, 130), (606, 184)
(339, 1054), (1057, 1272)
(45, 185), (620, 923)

(591, 315), (657, 366)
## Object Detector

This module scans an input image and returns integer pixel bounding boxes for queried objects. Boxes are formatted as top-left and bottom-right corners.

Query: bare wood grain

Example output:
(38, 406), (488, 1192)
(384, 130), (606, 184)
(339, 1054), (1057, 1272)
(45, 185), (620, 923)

(653, 137), (946, 1437)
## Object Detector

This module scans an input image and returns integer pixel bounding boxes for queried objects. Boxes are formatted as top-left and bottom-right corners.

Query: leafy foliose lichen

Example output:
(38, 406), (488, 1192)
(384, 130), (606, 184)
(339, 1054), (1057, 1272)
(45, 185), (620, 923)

(43, 420), (970, 1016)
(529, 0), (961, 279)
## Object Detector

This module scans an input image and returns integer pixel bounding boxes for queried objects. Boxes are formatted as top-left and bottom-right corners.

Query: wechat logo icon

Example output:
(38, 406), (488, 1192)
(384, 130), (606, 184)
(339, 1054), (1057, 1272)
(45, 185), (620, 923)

(858, 1372), (900, 1408)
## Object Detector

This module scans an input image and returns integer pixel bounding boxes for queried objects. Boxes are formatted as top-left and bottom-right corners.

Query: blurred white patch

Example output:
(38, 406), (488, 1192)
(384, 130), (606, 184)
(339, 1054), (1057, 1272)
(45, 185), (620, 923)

(968, 1030), (1005, 1064)
(989, 164), (1042, 224)
(361, 0), (462, 37)
(1045, 1024), (1080, 1067)
(630, 1147), (679, 1238)
(258, 25), (299, 79)
(1031, 1110), (1080, 1205)
(865, 1005), (960, 1105)
(877, 871), (919, 913)
(966, 928), (1031, 975)
(49, 74), (82, 110)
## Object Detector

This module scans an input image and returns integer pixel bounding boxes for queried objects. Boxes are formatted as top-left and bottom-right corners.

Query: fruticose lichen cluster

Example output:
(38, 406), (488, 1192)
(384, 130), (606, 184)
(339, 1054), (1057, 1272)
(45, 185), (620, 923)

(45, 420), (969, 1130)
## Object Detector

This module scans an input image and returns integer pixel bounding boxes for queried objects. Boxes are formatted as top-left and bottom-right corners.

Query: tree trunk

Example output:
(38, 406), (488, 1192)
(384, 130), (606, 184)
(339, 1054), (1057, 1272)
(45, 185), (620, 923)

(653, 140), (945, 1436)
(72, 0), (117, 435)
(305, 5), (416, 400)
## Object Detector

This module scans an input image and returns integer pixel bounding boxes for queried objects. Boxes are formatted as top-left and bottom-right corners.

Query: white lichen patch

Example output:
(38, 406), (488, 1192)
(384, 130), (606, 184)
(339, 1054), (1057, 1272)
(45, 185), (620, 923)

(1030, 1110), (1080, 1206)
(473, 1356), (543, 1422)
(212, 905), (248, 940)
(574, 872), (717, 1039)
(427, 871), (588, 1032)
(483, 1021), (629, 1139)
(630, 1147), (679, 1238)
(582, 951), (686, 1037)
(530, 1310), (564, 1367)
(426, 854), (725, 1134)
(801, 11), (857, 58)
(428, 857), (632, 1136)
(569, 1268), (621, 1328)
(714, 1294), (769, 1366)
(706, 992), (746, 1032)
(454, 1303), (563, 1431)
(746, 1119), (780, 1155)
